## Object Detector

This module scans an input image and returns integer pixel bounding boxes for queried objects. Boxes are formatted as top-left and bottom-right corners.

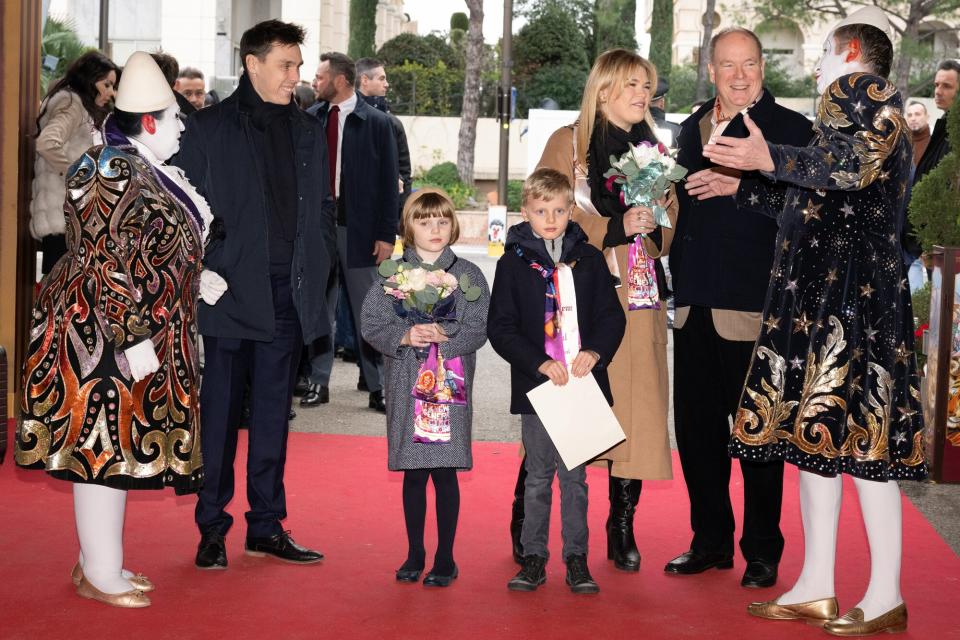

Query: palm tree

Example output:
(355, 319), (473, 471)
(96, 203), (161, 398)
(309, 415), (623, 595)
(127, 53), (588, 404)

(41, 17), (93, 95)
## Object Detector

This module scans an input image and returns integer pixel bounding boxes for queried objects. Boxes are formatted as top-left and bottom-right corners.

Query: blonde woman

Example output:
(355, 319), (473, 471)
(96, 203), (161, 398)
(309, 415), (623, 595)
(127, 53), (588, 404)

(521, 48), (676, 572)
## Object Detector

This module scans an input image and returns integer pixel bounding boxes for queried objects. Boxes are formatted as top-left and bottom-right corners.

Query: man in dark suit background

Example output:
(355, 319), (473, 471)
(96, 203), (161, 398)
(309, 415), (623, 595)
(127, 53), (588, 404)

(176, 19), (336, 569)
(305, 51), (399, 412)
(665, 27), (814, 589)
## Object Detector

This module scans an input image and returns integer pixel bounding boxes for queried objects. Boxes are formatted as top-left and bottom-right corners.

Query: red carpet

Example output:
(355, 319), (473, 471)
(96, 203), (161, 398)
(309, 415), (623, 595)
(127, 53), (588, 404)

(1, 430), (957, 639)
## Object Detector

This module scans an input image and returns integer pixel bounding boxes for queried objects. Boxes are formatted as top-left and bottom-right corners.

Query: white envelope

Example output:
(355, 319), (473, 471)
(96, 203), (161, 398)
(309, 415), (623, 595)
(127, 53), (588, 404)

(526, 372), (626, 469)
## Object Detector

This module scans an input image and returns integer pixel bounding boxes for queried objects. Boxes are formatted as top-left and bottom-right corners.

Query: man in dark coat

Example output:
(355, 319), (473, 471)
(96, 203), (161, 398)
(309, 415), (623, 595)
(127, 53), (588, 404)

(665, 27), (814, 589)
(902, 59), (959, 272)
(304, 52), (399, 412)
(651, 77), (682, 148)
(175, 19), (336, 569)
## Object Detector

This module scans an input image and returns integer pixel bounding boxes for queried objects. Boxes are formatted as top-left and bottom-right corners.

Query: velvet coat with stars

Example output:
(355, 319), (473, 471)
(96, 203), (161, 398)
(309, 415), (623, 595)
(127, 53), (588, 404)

(728, 72), (927, 481)
(16, 141), (205, 494)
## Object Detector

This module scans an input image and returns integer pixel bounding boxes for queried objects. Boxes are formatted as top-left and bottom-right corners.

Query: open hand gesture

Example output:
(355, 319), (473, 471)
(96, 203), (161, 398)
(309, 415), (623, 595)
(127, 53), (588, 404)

(702, 114), (774, 172)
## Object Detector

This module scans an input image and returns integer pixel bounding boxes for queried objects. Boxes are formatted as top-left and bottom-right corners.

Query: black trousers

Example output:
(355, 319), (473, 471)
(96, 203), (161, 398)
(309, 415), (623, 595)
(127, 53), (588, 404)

(673, 305), (785, 562)
(195, 274), (302, 539)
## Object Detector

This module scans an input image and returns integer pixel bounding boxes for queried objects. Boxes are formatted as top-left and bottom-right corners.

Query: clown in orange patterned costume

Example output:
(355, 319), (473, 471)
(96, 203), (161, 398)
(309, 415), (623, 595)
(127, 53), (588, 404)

(15, 52), (220, 608)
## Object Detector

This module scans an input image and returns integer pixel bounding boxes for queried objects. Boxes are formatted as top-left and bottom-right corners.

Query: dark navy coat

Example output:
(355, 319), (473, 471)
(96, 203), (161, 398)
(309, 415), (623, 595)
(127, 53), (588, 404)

(175, 88), (337, 344)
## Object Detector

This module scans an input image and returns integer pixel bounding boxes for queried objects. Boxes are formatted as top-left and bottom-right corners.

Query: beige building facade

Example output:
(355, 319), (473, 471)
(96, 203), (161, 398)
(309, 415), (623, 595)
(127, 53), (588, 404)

(47, 0), (414, 96)
(639, 0), (959, 77)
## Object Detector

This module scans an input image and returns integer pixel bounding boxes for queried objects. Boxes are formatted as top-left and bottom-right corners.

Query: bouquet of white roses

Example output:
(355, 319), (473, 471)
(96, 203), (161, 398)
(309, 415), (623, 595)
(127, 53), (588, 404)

(378, 259), (482, 315)
(603, 140), (687, 231)
(602, 141), (688, 311)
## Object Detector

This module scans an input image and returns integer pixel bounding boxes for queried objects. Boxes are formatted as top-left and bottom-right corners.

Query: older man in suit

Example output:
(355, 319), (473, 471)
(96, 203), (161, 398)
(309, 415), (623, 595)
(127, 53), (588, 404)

(666, 27), (814, 589)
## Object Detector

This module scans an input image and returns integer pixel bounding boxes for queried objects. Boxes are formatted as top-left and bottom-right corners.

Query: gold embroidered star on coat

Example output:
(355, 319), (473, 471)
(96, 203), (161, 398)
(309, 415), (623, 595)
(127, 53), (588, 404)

(826, 268), (838, 283)
(789, 355), (804, 370)
(785, 158), (797, 173)
(850, 374), (863, 392)
(782, 239), (791, 251)
(763, 316), (781, 333)
(898, 405), (917, 422)
(860, 283), (875, 298)
(749, 193), (760, 205)
(793, 312), (812, 335)
(841, 202), (855, 217)
(824, 152), (836, 166)
(851, 346), (864, 361)
(802, 199), (823, 223)
(895, 342), (912, 365)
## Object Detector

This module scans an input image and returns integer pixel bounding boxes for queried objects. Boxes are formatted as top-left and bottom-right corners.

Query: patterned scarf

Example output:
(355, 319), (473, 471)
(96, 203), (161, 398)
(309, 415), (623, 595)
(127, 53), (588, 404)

(515, 245), (581, 366)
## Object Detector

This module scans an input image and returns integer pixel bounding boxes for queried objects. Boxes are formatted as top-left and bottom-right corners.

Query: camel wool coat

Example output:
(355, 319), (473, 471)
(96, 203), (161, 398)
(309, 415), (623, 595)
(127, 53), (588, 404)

(537, 124), (675, 480)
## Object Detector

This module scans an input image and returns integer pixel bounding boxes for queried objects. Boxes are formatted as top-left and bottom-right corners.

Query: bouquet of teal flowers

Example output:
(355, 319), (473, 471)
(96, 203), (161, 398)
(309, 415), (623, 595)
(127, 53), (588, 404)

(602, 141), (687, 310)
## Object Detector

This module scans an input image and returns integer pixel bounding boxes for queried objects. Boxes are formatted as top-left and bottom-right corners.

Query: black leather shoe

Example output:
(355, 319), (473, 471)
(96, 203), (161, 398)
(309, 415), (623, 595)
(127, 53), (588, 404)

(423, 565), (458, 587)
(741, 560), (778, 588)
(293, 376), (310, 397)
(663, 550), (734, 575)
(342, 348), (359, 363)
(245, 530), (323, 564)
(357, 375), (369, 392)
(300, 384), (329, 407)
(369, 390), (386, 412)
(195, 532), (227, 570)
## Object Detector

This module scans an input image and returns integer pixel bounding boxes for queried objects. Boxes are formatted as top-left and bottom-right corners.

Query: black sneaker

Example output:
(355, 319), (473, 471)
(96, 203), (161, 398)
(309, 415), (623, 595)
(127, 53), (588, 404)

(565, 554), (599, 594)
(508, 555), (547, 591)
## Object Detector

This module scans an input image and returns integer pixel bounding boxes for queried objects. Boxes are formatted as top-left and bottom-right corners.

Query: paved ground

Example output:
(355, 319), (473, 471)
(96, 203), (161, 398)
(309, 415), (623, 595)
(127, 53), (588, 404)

(290, 245), (960, 556)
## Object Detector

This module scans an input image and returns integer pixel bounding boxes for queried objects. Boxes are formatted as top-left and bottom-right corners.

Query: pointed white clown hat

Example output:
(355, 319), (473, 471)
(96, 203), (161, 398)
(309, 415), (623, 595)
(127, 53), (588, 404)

(115, 51), (176, 113)
(834, 6), (893, 41)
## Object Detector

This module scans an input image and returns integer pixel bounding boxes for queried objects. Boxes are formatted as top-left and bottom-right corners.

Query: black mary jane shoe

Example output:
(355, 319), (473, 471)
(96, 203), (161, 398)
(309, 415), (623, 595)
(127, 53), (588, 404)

(395, 567), (423, 583)
(423, 565), (458, 587)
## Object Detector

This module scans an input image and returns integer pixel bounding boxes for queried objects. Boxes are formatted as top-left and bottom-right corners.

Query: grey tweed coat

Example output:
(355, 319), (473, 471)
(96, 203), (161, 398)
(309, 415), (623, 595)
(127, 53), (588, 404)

(361, 247), (490, 470)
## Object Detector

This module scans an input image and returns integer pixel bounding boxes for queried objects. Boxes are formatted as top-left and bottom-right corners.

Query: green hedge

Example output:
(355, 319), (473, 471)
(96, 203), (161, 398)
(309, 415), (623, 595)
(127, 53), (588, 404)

(386, 61), (464, 116)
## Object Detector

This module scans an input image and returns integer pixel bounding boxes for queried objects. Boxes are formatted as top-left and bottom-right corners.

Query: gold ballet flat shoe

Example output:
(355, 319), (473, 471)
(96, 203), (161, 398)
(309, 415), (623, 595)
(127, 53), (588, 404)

(75, 575), (151, 608)
(747, 597), (839, 626)
(71, 563), (155, 592)
(823, 604), (907, 636)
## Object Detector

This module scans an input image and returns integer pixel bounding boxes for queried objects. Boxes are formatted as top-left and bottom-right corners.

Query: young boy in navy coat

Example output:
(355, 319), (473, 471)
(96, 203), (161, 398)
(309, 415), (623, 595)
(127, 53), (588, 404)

(487, 168), (626, 594)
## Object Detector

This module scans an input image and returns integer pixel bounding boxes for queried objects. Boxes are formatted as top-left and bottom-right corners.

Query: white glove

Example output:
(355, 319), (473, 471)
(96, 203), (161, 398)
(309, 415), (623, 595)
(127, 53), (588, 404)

(123, 340), (160, 382)
(200, 269), (229, 306)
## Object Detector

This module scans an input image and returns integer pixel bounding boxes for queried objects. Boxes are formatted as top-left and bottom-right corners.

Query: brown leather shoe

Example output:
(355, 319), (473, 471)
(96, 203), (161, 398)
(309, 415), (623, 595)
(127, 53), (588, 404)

(747, 596), (839, 626)
(823, 604), (907, 636)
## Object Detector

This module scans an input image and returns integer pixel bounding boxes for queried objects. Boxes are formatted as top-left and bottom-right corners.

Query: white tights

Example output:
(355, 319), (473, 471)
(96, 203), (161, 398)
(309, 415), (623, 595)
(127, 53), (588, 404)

(777, 470), (903, 619)
(73, 483), (133, 594)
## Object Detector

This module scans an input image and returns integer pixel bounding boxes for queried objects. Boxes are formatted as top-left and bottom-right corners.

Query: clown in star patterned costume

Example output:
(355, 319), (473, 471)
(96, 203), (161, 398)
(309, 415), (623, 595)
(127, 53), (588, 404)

(695, 7), (926, 635)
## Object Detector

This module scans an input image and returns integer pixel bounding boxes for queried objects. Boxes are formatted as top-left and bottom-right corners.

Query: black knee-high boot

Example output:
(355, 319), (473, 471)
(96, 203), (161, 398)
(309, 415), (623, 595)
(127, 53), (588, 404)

(511, 457), (527, 564)
(607, 475), (642, 571)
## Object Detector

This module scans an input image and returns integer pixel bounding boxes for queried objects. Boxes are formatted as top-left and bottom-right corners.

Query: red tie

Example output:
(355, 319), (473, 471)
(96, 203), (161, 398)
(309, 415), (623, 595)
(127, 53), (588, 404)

(326, 104), (340, 198)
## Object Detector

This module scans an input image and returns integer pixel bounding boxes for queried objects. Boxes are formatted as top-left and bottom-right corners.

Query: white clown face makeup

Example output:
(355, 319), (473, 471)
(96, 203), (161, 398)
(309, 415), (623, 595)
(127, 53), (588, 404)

(135, 103), (185, 162)
(815, 33), (869, 95)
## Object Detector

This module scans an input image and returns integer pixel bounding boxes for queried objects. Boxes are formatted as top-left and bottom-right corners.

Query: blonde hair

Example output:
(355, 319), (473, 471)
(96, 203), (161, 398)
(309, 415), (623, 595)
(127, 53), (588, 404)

(575, 48), (660, 170)
(522, 168), (574, 207)
(400, 188), (461, 247)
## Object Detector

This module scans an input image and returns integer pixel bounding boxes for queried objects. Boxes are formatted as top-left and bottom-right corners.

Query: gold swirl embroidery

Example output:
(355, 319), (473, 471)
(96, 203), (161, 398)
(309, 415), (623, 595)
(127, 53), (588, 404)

(790, 316), (848, 457)
(733, 346), (798, 446)
(840, 361), (892, 462)
(818, 87), (853, 130)
(827, 103), (905, 190)
(867, 80), (898, 103)
(14, 419), (51, 466)
(899, 430), (925, 467)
